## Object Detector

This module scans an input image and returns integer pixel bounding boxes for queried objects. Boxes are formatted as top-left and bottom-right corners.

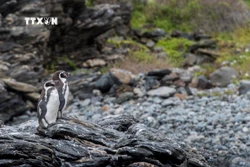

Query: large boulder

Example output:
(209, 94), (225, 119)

(209, 67), (238, 87)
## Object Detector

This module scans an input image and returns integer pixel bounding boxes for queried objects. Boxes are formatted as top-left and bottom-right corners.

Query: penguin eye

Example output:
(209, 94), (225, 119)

(60, 72), (67, 78)
(45, 81), (55, 87)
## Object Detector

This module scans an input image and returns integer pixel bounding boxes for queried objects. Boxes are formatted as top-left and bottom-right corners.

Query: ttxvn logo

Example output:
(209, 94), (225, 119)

(25, 17), (58, 25)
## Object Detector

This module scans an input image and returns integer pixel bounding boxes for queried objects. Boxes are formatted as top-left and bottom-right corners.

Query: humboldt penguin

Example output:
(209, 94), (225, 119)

(37, 80), (60, 129)
(52, 70), (70, 119)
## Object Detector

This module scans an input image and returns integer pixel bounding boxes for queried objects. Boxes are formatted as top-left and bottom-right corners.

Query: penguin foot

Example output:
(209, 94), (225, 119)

(57, 116), (70, 121)
(36, 126), (46, 136)
(47, 122), (58, 128)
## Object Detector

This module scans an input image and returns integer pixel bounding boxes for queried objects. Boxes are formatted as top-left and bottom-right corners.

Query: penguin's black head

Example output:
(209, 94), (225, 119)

(60, 71), (69, 78)
(45, 80), (55, 87)
(52, 70), (70, 80)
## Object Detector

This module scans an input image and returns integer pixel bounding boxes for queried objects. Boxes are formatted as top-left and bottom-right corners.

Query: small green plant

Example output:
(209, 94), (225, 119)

(71, 69), (91, 75)
(99, 65), (112, 74)
(224, 89), (234, 95)
(86, 0), (94, 7)
(156, 37), (194, 66)
(131, 9), (147, 29)
(65, 58), (78, 70)
(131, 50), (153, 63)
(107, 38), (148, 51)
(47, 62), (55, 72)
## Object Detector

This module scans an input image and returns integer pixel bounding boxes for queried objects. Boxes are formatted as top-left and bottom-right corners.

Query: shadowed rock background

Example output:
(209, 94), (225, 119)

(0, 0), (133, 121)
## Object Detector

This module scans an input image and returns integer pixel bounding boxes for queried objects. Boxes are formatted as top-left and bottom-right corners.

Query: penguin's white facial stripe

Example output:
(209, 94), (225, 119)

(44, 86), (53, 102)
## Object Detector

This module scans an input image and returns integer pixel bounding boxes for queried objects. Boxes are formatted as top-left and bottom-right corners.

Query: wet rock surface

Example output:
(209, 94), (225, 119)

(0, 116), (215, 167)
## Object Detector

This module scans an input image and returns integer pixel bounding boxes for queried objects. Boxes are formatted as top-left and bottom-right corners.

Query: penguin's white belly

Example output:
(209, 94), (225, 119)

(46, 89), (60, 124)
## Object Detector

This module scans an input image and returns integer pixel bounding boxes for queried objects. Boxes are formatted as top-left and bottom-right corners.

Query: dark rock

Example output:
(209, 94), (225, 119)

(162, 72), (179, 82)
(193, 30), (212, 41)
(116, 92), (134, 104)
(151, 28), (166, 37)
(0, 84), (28, 123)
(142, 28), (166, 39)
(68, 73), (99, 97)
(94, 73), (115, 93)
(0, 116), (214, 166)
(239, 80), (250, 95)
(0, 42), (21, 52)
(183, 52), (216, 67)
(115, 24), (130, 37)
(114, 84), (133, 97)
(188, 40), (217, 53)
(171, 30), (182, 38)
(44, 2), (133, 67)
(144, 76), (161, 90)
(96, 114), (138, 132)
(196, 76), (212, 89)
(147, 69), (171, 78)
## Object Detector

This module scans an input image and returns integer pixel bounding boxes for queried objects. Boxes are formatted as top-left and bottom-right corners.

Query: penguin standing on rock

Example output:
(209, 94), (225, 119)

(37, 80), (60, 130)
(52, 70), (70, 119)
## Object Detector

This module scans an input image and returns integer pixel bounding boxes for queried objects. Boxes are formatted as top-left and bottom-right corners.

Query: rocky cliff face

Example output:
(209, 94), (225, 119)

(0, 0), (132, 122)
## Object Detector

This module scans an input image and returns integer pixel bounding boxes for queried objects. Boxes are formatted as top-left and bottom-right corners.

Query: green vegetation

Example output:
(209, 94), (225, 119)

(131, 0), (200, 31)
(131, 0), (250, 32)
(105, 37), (171, 74)
(64, 58), (78, 70)
(131, 4), (147, 29)
(193, 63), (216, 77)
(46, 57), (78, 72)
(215, 25), (250, 78)
(107, 38), (148, 51)
(86, 0), (94, 7)
(132, 50), (153, 63)
(129, 0), (250, 77)
(156, 37), (194, 66)
(197, 89), (234, 98)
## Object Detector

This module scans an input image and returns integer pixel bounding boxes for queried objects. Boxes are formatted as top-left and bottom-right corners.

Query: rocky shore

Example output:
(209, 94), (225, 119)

(5, 67), (250, 166)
